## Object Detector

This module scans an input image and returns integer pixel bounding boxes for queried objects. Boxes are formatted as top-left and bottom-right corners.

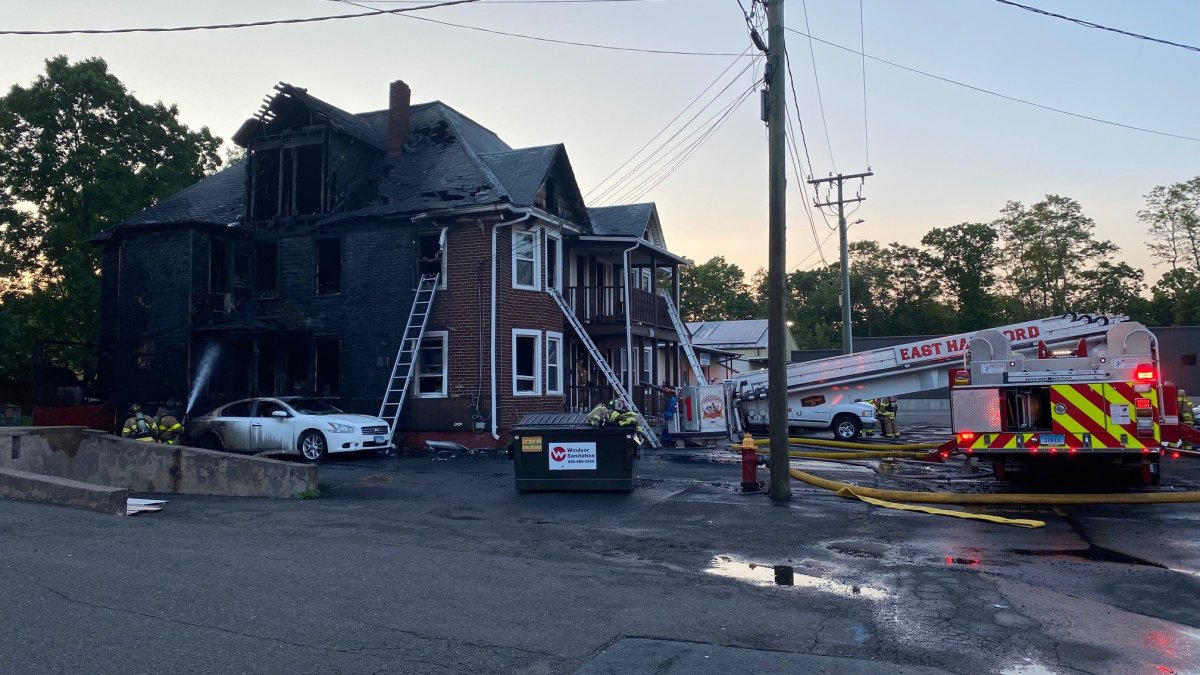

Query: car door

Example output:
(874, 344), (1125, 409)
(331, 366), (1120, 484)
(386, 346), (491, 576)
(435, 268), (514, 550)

(215, 400), (254, 451)
(792, 394), (832, 428)
(251, 399), (296, 452)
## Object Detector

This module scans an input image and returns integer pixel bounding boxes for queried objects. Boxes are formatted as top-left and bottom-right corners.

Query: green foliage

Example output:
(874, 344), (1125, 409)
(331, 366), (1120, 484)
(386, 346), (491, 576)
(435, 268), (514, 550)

(0, 56), (222, 380)
(1139, 176), (1200, 273)
(921, 223), (1000, 331)
(679, 256), (759, 322)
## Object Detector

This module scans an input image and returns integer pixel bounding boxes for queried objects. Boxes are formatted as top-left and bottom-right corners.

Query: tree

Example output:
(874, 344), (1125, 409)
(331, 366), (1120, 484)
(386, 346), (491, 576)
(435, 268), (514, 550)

(679, 256), (759, 321)
(994, 195), (1121, 318)
(921, 223), (1001, 330)
(0, 56), (222, 379)
(1149, 268), (1200, 326)
(1140, 176), (1200, 273)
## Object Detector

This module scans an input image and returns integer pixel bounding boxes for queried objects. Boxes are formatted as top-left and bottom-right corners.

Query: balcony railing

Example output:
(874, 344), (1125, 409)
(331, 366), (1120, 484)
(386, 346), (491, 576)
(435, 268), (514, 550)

(563, 285), (671, 328)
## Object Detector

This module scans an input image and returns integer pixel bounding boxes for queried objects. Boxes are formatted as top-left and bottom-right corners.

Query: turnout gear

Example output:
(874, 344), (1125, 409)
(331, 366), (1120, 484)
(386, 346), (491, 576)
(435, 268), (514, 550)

(1181, 389), (1196, 427)
(863, 400), (877, 436)
(878, 396), (900, 439)
(156, 406), (185, 445)
(121, 405), (159, 442)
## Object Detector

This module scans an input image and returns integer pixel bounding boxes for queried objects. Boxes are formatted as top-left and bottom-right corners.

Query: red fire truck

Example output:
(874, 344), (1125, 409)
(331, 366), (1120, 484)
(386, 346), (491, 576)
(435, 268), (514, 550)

(949, 321), (1188, 484)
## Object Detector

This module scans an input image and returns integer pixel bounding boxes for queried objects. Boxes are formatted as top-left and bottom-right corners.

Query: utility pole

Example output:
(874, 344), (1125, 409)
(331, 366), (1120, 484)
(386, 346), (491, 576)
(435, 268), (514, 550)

(765, 0), (790, 501)
(808, 171), (872, 355)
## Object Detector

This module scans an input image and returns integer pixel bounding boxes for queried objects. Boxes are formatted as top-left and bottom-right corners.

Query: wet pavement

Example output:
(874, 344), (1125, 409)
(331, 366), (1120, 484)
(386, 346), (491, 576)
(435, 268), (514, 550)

(3, 414), (1200, 674)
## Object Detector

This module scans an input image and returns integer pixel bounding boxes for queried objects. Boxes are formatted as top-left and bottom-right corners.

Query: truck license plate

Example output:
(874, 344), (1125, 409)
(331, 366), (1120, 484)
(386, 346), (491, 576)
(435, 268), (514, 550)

(1039, 433), (1065, 446)
(374, 435), (386, 443)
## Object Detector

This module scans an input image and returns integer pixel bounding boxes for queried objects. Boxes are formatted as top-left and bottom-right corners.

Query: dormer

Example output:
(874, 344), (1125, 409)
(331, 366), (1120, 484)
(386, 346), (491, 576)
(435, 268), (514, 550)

(232, 81), (397, 224)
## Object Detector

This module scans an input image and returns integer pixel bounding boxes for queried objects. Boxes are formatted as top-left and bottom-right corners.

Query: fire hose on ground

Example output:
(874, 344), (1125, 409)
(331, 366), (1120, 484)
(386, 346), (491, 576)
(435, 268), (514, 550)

(729, 441), (1200, 529)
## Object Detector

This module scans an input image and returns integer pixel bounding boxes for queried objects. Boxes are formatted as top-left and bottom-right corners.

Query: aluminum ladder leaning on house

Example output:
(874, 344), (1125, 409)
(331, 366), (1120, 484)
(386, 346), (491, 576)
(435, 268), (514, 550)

(658, 289), (707, 385)
(547, 287), (662, 449)
(378, 273), (441, 435)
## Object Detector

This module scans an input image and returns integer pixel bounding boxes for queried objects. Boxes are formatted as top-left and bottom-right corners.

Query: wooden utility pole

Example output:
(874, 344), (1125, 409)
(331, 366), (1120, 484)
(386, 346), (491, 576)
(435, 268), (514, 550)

(808, 171), (872, 355)
(766, 0), (790, 501)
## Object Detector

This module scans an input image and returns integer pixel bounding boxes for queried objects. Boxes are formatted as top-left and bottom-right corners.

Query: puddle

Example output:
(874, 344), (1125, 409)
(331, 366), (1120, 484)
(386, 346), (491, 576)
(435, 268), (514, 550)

(1008, 546), (1165, 568)
(705, 555), (888, 600)
(999, 660), (1058, 675)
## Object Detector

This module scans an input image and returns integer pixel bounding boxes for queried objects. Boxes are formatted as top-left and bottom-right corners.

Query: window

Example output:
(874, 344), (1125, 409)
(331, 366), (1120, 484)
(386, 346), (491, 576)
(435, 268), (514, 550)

(1184, 353), (1198, 367)
(254, 243), (279, 297)
(546, 332), (563, 395)
(249, 136), (324, 220)
(641, 346), (653, 389)
(513, 329), (541, 395)
(417, 230), (446, 289)
(221, 401), (253, 418)
(210, 239), (229, 293)
(800, 395), (826, 407)
(416, 331), (448, 397)
(512, 229), (538, 290)
(545, 232), (560, 290)
(315, 340), (340, 395)
(254, 400), (289, 418)
(537, 178), (558, 214)
(316, 238), (342, 295)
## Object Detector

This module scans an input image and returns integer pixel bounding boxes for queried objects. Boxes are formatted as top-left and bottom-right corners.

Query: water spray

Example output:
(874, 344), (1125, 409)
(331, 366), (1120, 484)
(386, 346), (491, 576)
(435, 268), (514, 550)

(186, 342), (222, 416)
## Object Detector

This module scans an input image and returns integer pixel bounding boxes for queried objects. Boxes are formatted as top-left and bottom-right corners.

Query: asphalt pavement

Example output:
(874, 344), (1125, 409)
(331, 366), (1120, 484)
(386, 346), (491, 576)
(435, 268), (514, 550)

(4, 415), (1200, 674)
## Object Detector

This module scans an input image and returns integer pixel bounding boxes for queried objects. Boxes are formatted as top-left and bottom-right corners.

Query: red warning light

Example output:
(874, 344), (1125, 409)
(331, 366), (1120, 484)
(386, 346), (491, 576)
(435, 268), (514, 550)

(1135, 398), (1152, 409)
(958, 431), (976, 442)
(1172, 452), (1181, 460)
(1135, 365), (1157, 382)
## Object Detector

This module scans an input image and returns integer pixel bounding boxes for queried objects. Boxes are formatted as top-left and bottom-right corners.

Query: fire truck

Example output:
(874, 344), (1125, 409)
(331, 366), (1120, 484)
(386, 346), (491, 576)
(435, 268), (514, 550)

(948, 320), (1181, 484)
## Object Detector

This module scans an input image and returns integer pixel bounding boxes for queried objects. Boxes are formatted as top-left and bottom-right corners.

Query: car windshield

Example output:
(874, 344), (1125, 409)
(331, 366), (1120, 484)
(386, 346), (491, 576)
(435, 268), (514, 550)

(285, 399), (344, 415)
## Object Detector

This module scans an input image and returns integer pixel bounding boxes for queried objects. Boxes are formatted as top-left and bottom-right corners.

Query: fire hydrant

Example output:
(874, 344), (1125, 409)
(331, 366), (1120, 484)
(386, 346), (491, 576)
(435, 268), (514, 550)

(740, 433), (760, 492)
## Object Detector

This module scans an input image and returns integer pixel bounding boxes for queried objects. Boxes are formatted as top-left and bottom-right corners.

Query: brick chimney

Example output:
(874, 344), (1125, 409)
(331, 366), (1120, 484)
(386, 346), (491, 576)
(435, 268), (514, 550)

(387, 80), (412, 156)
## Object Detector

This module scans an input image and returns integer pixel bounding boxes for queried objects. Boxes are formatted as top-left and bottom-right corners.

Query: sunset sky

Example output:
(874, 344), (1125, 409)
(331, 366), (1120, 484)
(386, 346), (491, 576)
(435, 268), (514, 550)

(3, 0), (1197, 287)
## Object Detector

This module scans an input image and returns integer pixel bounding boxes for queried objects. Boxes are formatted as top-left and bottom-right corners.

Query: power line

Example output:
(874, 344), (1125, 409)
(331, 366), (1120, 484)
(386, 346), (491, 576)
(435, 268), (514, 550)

(797, 0), (836, 172)
(589, 57), (761, 203)
(784, 25), (1200, 144)
(0, 0), (481, 35)
(994, 0), (1200, 53)
(347, 0), (658, 3)
(784, 110), (829, 266)
(584, 46), (752, 199)
(791, 228), (837, 271)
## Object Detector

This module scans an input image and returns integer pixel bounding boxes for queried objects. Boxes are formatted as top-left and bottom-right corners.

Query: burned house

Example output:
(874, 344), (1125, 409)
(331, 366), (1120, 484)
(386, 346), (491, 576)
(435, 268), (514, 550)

(95, 80), (700, 446)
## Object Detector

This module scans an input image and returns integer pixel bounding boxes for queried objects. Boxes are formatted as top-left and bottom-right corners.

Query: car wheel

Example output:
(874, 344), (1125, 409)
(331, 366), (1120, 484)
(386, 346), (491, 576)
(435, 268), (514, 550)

(299, 430), (328, 462)
(832, 414), (862, 442)
(200, 433), (226, 452)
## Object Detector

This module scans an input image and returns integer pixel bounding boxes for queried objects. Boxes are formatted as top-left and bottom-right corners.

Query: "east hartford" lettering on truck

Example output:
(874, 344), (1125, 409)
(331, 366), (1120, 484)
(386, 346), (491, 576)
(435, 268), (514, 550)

(894, 325), (1041, 365)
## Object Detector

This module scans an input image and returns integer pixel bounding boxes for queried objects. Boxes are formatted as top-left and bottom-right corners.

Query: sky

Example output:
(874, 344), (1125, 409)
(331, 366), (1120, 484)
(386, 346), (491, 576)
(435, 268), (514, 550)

(2, 0), (1197, 289)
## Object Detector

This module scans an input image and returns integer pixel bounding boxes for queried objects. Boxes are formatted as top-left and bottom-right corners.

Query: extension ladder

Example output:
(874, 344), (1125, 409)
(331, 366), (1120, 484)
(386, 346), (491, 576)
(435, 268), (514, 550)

(659, 289), (707, 385)
(378, 273), (440, 433)
(548, 287), (661, 449)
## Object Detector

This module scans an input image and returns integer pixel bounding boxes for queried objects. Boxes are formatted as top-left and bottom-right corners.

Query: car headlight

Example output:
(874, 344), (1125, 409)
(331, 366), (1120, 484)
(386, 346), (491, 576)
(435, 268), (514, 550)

(327, 422), (354, 434)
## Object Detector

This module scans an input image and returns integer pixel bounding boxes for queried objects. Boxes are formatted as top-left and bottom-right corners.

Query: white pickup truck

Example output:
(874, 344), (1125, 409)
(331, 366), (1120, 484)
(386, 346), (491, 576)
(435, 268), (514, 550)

(733, 385), (878, 441)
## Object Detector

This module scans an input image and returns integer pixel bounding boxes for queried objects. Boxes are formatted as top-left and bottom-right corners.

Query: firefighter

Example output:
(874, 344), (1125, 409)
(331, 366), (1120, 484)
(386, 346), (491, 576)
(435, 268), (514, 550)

(121, 404), (159, 442)
(1181, 389), (1196, 427)
(646, 383), (678, 445)
(863, 400), (877, 437)
(156, 405), (185, 445)
(880, 396), (900, 439)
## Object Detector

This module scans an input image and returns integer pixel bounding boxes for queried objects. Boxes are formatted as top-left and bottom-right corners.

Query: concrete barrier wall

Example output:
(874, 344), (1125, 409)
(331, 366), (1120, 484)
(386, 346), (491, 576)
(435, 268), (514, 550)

(0, 427), (318, 499)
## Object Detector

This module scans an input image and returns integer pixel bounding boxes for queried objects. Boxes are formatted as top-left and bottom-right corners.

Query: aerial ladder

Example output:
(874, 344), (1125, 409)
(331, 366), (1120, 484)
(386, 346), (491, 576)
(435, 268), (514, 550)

(731, 313), (1129, 434)
(548, 287), (661, 449)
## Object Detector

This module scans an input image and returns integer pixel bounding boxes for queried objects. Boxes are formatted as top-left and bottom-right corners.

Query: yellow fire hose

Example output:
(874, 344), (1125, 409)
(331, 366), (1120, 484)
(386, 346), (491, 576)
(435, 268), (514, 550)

(754, 437), (945, 451)
(729, 444), (1200, 529)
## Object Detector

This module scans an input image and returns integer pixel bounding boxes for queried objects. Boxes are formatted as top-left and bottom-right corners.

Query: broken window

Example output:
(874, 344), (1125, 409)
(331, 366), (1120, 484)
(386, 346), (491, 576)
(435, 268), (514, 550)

(285, 343), (309, 393)
(546, 233), (560, 290)
(512, 230), (538, 290)
(537, 178), (558, 214)
(255, 243), (279, 298)
(316, 238), (342, 295)
(513, 329), (541, 395)
(249, 135), (324, 221)
(416, 331), (448, 397)
(210, 239), (230, 293)
(417, 230), (446, 288)
(315, 340), (340, 396)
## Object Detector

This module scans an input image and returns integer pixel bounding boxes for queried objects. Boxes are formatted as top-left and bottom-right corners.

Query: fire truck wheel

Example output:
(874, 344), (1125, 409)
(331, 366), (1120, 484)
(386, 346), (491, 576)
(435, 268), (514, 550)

(831, 414), (862, 442)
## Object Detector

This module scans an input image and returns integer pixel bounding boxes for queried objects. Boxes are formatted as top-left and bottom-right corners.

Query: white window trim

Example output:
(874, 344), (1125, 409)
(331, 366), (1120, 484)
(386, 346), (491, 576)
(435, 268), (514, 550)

(546, 331), (563, 395)
(511, 228), (540, 291)
(545, 231), (562, 291)
(512, 328), (542, 396)
(414, 331), (449, 398)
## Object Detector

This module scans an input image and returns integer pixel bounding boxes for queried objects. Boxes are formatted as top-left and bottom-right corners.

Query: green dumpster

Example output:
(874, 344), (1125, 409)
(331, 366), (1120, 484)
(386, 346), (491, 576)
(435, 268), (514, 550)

(510, 412), (640, 492)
